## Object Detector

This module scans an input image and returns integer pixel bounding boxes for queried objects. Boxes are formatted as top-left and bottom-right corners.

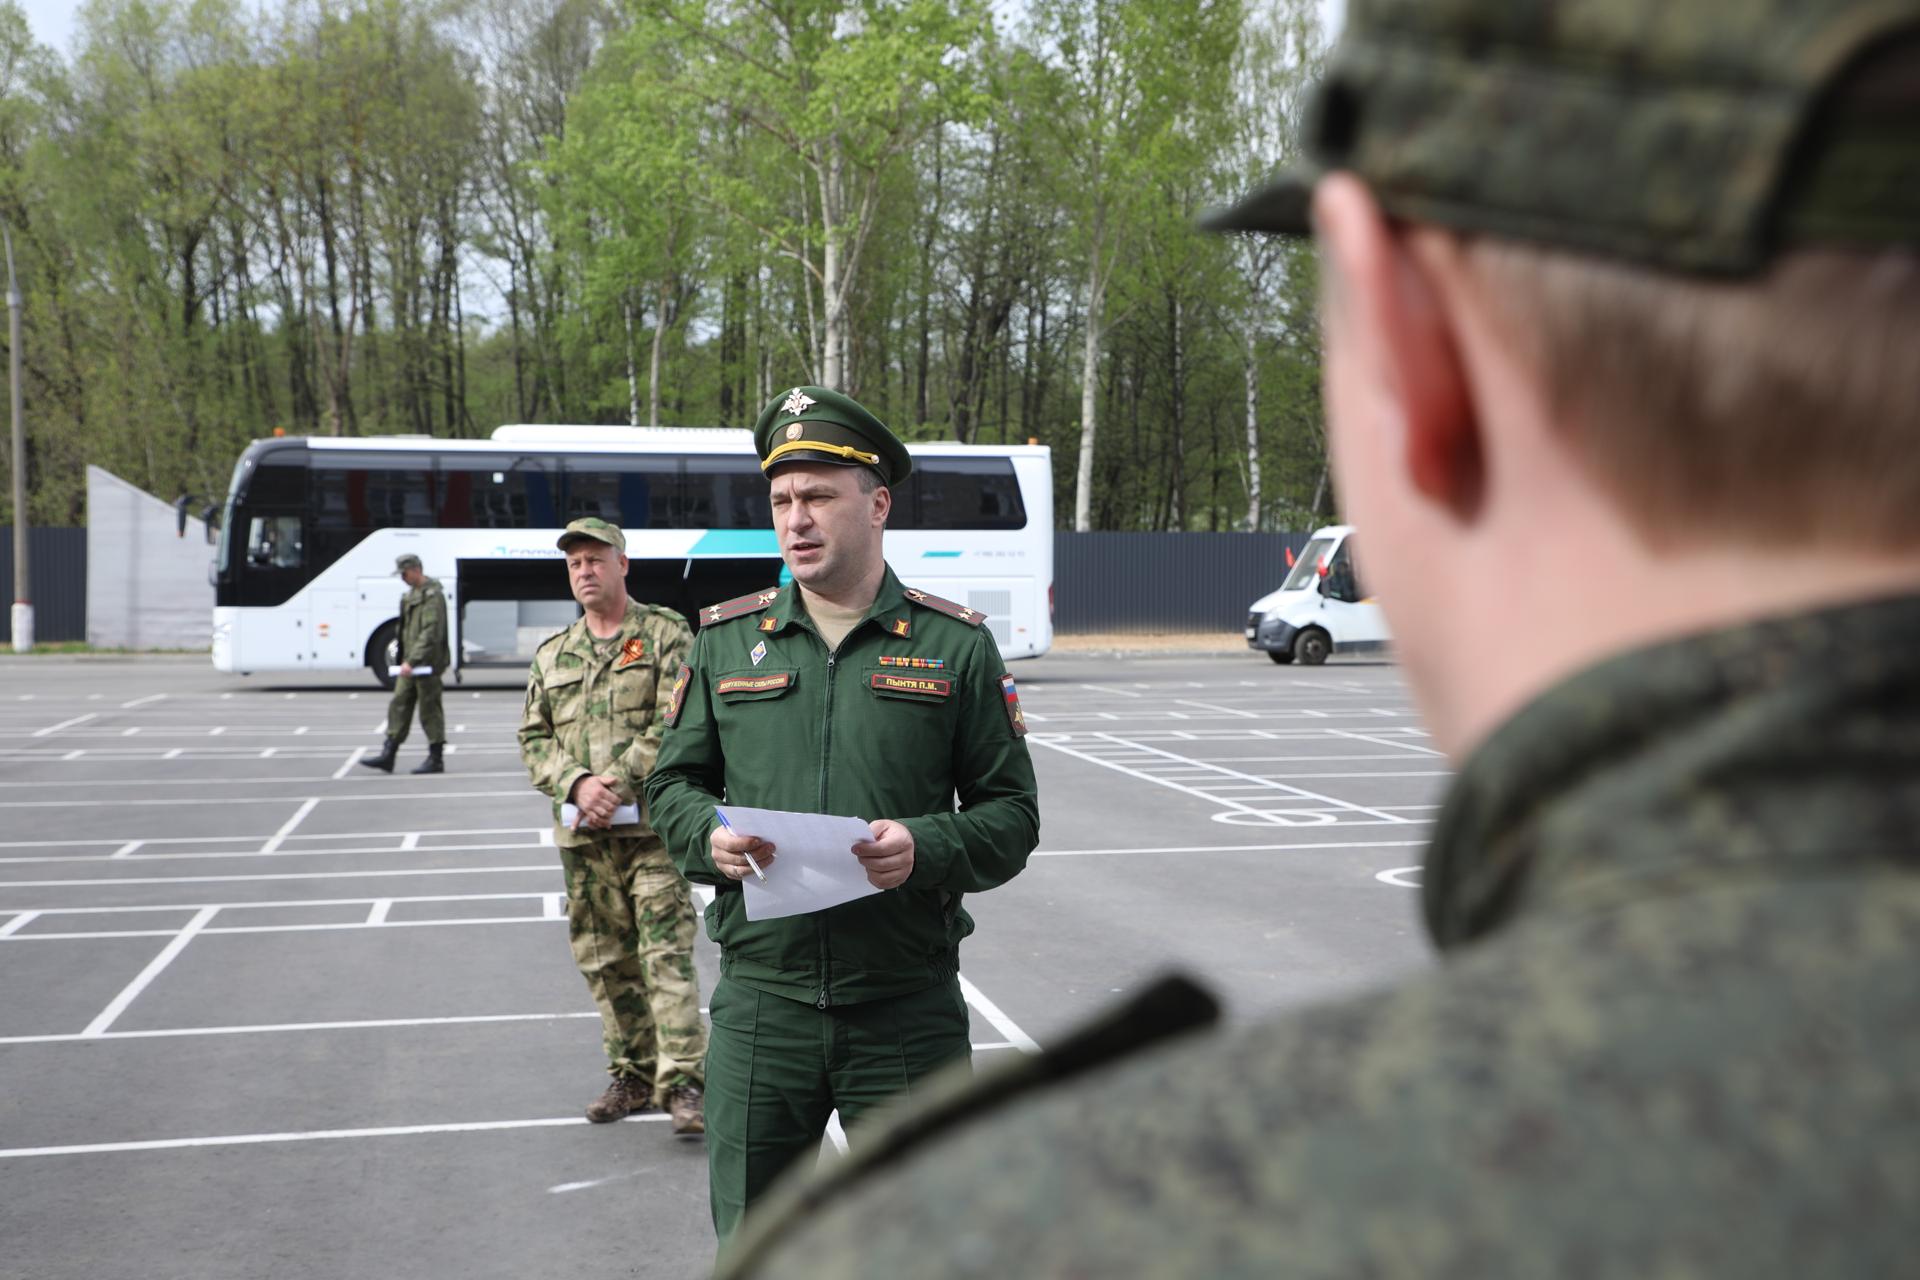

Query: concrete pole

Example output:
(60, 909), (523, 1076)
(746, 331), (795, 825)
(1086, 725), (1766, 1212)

(3, 219), (28, 653)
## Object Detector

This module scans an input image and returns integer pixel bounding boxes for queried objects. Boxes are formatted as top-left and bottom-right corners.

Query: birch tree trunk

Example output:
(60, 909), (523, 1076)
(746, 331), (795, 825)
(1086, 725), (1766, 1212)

(1073, 250), (1104, 532)
(622, 292), (640, 428)
(1244, 329), (1261, 530)
(650, 279), (668, 427)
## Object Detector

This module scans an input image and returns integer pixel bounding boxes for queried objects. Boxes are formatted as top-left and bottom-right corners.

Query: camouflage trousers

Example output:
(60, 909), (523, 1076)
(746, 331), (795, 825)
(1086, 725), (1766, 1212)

(559, 834), (708, 1104)
(385, 673), (445, 745)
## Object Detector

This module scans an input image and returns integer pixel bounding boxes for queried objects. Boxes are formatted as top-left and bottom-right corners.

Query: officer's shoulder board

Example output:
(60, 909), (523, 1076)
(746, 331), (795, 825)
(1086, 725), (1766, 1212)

(902, 586), (988, 626)
(696, 587), (783, 629)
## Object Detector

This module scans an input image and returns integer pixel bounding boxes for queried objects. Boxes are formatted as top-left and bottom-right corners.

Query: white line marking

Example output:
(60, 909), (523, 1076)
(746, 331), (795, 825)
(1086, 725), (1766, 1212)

(0, 864), (556, 889)
(1328, 728), (1447, 757)
(259, 798), (320, 854)
(0, 1113), (674, 1160)
(0, 1011), (601, 1047)
(293, 726), (309, 735)
(1376, 866), (1423, 888)
(366, 900), (391, 925)
(259, 748), (277, 759)
(400, 832), (421, 851)
(0, 911), (38, 938)
(120, 694), (167, 709)
(62, 749), (84, 760)
(163, 749), (183, 759)
(959, 973), (1038, 1053)
(333, 748), (365, 780)
(1077, 683), (1141, 698)
(1176, 699), (1260, 719)
(550, 1171), (646, 1194)
(121, 727), (141, 737)
(824, 1111), (849, 1155)
(208, 726), (225, 736)
(111, 841), (143, 859)
(543, 893), (564, 920)
(82, 906), (221, 1037)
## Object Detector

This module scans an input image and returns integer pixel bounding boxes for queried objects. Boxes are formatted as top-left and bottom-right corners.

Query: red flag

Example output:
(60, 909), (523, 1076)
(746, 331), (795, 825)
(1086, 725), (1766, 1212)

(1284, 547), (1295, 568)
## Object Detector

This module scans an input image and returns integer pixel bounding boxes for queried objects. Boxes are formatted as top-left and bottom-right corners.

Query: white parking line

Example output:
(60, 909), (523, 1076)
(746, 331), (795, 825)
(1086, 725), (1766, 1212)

(0, 1114), (675, 1161)
(0, 1010), (602, 1047)
(33, 713), (98, 737)
(333, 747), (366, 779)
(1033, 837), (1427, 857)
(0, 864), (554, 889)
(120, 694), (167, 709)
(82, 906), (221, 1037)
(0, 910), (38, 937)
(1327, 728), (1446, 757)
(959, 973), (1039, 1053)
(259, 798), (321, 854)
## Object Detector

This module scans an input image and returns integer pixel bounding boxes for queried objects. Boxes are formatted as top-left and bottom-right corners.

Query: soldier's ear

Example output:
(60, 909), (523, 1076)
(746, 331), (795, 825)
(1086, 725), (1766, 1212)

(870, 484), (892, 528)
(1314, 174), (1481, 520)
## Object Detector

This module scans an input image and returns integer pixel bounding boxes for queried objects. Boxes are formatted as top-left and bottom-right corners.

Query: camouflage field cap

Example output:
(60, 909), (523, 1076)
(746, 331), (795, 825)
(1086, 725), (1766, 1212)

(752, 386), (912, 486)
(556, 517), (626, 554)
(394, 553), (422, 574)
(1205, 0), (1920, 275)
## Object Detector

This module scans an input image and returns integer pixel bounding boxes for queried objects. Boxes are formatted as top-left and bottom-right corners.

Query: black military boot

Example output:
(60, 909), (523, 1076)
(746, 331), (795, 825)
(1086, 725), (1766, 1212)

(410, 743), (445, 775)
(359, 737), (398, 774)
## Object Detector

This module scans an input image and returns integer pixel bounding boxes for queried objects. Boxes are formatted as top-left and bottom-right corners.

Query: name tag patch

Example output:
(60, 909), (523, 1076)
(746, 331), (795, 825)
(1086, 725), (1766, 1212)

(716, 672), (792, 697)
(870, 673), (951, 698)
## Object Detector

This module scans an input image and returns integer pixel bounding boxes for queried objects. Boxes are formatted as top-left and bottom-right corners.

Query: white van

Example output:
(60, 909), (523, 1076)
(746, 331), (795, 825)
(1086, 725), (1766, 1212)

(1244, 525), (1390, 665)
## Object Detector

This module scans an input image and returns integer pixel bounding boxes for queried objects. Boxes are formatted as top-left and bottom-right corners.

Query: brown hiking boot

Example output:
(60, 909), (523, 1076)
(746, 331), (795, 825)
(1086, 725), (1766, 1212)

(667, 1084), (705, 1137)
(585, 1075), (650, 1124)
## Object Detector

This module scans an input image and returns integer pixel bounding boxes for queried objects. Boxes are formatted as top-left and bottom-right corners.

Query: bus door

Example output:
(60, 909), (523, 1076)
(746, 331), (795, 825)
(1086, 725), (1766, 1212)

(238, 511), (311, 667)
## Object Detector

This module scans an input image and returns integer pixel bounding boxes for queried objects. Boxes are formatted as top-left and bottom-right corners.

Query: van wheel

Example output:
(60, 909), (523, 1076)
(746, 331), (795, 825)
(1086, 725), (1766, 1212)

(368, 622), (400, 690)
(1293, 627), (1332, 666)
(1268, 650), (1293, 665)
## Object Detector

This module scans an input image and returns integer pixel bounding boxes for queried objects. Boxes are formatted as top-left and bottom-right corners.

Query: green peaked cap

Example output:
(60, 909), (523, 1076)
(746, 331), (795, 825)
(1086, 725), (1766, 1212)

(752, 385), (912, 487)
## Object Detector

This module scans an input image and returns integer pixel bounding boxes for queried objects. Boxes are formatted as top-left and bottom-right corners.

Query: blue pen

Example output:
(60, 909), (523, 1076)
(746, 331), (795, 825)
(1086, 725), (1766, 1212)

(714, 807), (767, 881)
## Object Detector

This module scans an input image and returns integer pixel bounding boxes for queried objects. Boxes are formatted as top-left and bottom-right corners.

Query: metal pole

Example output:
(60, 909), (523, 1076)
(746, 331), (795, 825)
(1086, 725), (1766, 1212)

(3, 218), (28, 653)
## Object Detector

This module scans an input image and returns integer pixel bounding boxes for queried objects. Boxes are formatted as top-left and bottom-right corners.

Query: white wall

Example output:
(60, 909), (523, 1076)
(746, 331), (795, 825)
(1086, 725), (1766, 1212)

(86, 465), (214, 650)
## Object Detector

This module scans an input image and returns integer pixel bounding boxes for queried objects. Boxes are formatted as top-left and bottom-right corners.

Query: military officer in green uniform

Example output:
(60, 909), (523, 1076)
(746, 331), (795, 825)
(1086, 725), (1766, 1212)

(520, 517), (708, 1135)
(711, 1), (1920, 1277)
(644, 387), (1041, 1244)
(361, 553), (449, 775)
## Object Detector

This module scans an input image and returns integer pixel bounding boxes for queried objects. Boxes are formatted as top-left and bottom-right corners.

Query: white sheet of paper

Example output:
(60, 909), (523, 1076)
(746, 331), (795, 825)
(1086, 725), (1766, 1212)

(390, 665), (433, 677)
(720, 805), (881, 921)
(561, 802), (639, 828)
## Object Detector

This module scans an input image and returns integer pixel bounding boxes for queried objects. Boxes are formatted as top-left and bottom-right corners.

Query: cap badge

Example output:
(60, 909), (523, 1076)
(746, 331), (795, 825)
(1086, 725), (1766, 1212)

(784, 422), (805, 442)
(782, 389), (816, 415)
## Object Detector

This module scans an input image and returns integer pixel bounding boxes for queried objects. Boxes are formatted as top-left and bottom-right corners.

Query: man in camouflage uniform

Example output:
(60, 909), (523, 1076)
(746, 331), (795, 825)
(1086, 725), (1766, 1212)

(520, 517), (707, 1135)
(713, 1), (1920, 1276)
(361, 553), (449, 775)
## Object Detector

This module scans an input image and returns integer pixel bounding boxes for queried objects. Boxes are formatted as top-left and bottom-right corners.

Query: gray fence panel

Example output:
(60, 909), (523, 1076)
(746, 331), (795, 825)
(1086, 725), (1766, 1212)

(1053, 531), (1313, 634)
(1, 527), (88, 643)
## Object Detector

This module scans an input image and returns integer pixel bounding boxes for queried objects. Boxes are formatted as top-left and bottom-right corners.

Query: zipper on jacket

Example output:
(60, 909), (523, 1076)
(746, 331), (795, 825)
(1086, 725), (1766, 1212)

(816, 639), (839, 1009)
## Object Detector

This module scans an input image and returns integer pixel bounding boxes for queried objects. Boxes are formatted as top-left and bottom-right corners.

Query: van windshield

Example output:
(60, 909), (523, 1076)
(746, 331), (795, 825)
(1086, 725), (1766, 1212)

(1282, 537), (1335, 592)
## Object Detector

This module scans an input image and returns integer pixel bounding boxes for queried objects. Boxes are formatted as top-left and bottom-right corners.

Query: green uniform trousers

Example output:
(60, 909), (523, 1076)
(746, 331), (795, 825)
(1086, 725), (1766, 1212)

(561, 836), (708, 1104)
(384, 673), (445, 745)
(707, 975), (971, 1242)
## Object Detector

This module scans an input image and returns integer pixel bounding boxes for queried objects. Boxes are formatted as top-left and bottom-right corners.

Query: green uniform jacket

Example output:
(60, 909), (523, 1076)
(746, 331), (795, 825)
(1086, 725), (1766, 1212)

(645, 567), (1040, 1007)
(519, 600), (693, 849)
(398, 576), (450, 672)
(720, 593), (1920, 1278)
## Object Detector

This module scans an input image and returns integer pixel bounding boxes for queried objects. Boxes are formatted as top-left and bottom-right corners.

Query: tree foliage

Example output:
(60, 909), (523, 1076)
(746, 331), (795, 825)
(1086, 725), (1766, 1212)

(0, 0), (1329, 532)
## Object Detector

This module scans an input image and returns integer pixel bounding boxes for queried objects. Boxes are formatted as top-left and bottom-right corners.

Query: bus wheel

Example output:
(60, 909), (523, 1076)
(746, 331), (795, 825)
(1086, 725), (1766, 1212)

(1268, 650), (1293, 665)
(368, 622), (400, 691)
(1293, 628), (1332, 666)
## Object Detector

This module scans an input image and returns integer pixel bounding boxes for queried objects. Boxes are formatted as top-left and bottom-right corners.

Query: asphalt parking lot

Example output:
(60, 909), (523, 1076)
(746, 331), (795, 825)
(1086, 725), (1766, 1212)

(0, 648), (1443, 1279)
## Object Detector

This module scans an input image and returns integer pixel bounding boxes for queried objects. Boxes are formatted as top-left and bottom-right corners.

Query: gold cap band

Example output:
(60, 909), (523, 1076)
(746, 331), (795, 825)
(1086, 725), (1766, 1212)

(760, 439), (882, 472)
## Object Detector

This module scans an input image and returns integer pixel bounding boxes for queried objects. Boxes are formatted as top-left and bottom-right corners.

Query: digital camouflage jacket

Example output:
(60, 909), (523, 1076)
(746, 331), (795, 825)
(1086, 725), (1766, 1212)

(399, 576), (450, 672)
(519, 599), (693, 850)
(645, 567), (1040, 1007)
(719, 592), (1920, 1279)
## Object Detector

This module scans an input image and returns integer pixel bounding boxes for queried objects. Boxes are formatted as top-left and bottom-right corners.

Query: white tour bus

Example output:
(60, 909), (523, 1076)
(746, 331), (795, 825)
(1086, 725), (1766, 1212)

(1244, 524), (1389, 665)
(211, 425), (1053, 686)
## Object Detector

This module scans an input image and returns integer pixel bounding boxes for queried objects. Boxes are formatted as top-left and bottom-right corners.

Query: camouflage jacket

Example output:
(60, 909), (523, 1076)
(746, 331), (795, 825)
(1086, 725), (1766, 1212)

(518, 599), (693, 849)
(399, 576), (449, 671)
(719, 593), (1920, 1279)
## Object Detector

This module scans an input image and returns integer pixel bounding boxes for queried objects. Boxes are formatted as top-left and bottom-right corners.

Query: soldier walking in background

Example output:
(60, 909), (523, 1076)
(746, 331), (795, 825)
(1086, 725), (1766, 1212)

(361, 553), (449, 775)
(520, 517), (707, 1135)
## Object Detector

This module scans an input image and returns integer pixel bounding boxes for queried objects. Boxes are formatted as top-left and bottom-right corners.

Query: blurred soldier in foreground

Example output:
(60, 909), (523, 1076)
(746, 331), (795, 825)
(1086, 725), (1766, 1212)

(715, 1), (1920, 1275)
(361, 553), (449, 775)
(520, 518), (707, 1134)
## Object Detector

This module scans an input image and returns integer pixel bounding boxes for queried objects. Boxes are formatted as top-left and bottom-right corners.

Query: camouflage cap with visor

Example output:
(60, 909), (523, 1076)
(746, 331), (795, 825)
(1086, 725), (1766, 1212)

(752, 386), (913, 487)
(556, 517), (626, 554)
(1205, 0), (1920, 275)
(394, 553), (422, 574)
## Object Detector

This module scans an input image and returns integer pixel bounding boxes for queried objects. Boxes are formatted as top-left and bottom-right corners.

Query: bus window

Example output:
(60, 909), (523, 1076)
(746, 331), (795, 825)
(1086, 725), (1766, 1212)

(247, 515), (304, 569)
(1324, 540), (1363, 603)
(683, 456), (772, 529)
(438, 456), (559, 528)
(903, 458), (1027, 530)
(313, 453), (435, 533)
(564, 455), (678, 528)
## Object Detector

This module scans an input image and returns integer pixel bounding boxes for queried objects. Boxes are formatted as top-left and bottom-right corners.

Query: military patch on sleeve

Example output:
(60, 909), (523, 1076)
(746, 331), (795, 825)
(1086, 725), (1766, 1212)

(699, 587), (783, 629)
(902, 587), (987, 626)
(999, 673), (1028, 737)
(616, 637), (647, 669)
(664, 662), (692, 727)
